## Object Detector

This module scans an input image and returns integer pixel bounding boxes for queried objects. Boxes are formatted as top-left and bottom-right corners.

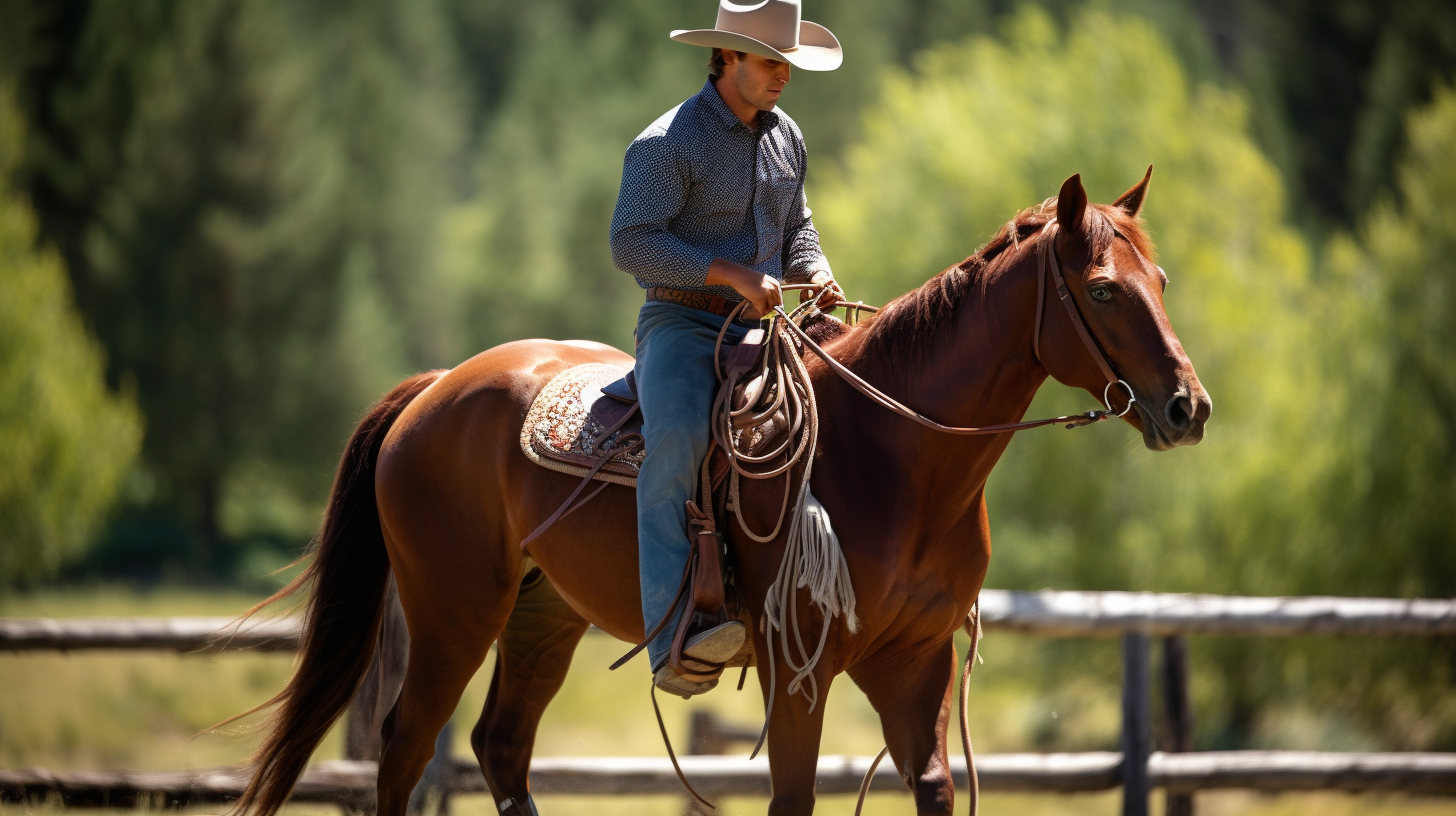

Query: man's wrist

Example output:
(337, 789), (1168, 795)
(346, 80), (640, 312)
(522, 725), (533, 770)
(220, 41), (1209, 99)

(705, 258), (760, 289)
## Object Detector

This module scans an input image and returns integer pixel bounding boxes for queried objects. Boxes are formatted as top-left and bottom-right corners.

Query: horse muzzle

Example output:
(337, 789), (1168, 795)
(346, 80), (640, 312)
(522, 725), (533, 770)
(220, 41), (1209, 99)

(1137, 380), (1211, 450)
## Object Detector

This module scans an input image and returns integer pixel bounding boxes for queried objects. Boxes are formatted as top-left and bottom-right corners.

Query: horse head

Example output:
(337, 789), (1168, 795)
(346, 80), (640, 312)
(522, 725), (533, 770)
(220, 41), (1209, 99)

(1037, 168), (1211, 450)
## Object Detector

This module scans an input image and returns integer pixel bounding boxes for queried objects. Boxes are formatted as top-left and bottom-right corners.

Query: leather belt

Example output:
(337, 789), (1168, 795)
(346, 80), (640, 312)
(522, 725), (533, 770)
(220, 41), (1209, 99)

(646, 286), (743, 318)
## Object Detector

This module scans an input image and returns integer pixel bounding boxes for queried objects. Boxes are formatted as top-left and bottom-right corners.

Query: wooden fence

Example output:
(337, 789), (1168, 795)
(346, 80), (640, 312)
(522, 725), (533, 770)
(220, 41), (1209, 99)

(3, 589), (1455, 815)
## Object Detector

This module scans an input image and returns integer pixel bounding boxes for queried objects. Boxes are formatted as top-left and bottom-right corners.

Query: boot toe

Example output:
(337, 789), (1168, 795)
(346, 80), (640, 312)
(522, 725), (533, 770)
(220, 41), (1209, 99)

(683, 620), (746, 664)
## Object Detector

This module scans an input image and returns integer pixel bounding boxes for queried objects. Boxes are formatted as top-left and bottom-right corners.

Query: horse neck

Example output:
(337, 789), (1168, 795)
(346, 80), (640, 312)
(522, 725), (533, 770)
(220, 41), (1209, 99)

(826, 240), (1050, 500)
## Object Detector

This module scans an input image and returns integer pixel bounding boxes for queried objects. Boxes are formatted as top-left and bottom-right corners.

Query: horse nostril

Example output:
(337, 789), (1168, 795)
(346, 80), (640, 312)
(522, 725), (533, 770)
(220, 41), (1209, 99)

(1165, 393), (1194, 431)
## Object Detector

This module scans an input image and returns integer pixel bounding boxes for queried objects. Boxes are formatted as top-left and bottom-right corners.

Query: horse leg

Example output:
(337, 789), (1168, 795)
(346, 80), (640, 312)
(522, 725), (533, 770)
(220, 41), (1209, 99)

(758, 656), (837, 815)
(850, 640), (959, 816)
(374, 550), (518, 816)
(470, 568), (589, 815)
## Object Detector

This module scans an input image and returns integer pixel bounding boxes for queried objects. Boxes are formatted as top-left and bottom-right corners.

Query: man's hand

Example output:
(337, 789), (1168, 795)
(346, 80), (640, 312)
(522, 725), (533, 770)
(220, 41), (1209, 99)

(801, 270), (845, 310)
(707, 259), (782, 319)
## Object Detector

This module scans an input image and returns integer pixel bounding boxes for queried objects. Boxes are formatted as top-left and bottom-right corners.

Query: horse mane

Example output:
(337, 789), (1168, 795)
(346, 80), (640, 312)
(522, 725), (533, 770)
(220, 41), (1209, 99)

(852, 199), (1153, 374)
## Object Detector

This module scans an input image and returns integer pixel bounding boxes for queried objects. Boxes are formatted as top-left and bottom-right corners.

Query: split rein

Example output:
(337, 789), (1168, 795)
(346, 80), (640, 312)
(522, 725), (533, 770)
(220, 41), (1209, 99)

(758, 219), (1139, 441)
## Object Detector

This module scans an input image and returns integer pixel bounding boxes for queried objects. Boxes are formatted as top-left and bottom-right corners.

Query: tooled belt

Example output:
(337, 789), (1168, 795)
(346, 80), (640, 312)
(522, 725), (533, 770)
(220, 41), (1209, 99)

(645, 286), (743, 318)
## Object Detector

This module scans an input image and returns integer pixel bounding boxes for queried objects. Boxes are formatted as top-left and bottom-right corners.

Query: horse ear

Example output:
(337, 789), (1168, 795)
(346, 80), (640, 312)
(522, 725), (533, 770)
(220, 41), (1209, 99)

(1057, 174), (1088, 234)
(1114, 165), (1153, 217)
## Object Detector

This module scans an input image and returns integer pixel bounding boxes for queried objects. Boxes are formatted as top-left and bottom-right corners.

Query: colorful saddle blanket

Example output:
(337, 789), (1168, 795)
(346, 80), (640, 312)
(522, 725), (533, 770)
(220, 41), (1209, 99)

(519, 363), (644, 487)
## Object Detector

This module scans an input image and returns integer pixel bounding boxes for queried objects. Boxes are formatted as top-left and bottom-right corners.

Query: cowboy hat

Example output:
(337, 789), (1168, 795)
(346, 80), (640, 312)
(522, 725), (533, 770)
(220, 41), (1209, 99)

(671, 0), (842, 72)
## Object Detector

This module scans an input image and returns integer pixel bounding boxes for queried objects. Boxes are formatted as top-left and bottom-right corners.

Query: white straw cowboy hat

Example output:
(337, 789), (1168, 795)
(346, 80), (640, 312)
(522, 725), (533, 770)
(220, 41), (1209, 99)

(671, 0), (843, 72)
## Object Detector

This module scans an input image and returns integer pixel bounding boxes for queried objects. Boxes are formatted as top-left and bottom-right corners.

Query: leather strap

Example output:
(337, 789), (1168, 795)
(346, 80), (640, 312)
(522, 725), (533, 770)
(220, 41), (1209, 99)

(519, 402), (642, 549)
(647, 286), (744, 318)
(1041, 220), (1121, 387)
(650, 684), (715, 811)
(777, 220), (1135, 435)
(778, 312), (1112, 434)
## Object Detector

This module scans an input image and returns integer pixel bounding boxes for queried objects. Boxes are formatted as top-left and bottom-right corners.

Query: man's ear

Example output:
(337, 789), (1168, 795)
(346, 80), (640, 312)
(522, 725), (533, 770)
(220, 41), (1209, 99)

(1114, 165), (1153, 217)
(1057, 174), (1088, 234)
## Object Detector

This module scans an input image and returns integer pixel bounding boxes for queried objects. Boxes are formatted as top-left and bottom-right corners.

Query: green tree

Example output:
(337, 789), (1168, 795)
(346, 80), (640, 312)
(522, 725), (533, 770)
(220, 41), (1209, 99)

(1265, 82), (1456, 754)
(1323, 84), (1456, 601)
(0, 86), (141, 585)
(14, 0), (468, 577)
(1175, 0), (1456, 226)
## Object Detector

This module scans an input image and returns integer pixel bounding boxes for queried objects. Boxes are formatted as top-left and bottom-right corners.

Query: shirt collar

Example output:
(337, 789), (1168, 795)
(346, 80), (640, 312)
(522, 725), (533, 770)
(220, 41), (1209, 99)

(699, 77), (779, 133)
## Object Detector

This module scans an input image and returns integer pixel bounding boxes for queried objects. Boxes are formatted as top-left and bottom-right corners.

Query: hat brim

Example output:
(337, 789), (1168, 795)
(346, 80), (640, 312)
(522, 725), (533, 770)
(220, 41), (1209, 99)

(670, 21), (842, 71)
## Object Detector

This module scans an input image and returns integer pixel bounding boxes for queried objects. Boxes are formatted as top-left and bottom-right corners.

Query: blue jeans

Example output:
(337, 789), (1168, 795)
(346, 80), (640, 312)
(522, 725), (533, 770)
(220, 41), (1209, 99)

(634, 301), (751, 668)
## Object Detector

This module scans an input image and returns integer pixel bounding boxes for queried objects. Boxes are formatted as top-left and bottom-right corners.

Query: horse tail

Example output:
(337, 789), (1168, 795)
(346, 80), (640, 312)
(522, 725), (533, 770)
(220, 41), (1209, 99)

(225, 369), (448, 816)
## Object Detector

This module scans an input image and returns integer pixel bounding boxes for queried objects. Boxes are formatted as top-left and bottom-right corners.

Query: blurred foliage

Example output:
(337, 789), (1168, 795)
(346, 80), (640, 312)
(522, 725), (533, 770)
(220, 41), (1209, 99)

(10, 0), (468, 577)
(1280, 86), (1456, 754)
(0, 85), (141, 585)
(1185, 0), (1456, 227)
(1330, 83), (1456, 599)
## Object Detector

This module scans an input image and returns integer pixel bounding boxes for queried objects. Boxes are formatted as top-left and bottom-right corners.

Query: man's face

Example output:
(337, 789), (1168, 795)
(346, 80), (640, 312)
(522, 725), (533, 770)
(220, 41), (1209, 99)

(724, 52), (792, 112)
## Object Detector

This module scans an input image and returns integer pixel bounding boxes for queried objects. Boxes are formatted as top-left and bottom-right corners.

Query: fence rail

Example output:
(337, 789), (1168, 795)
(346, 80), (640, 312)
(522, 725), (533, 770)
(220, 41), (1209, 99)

(0, 616), (299, 652)
(6, 752), (1455, 808)
(4, 589), (1454, 815)
(4, 590), (1455, 652)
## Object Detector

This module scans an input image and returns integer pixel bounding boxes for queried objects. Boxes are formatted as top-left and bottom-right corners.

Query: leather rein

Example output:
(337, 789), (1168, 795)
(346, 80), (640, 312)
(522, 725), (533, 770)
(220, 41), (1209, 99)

(777, 218), (1137, 435)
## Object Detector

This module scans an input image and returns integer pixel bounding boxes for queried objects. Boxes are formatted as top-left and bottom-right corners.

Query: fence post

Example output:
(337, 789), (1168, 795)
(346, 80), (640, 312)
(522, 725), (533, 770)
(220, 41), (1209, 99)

(1161, 635), (1194, 816)
(1121, 632), (1151, 816)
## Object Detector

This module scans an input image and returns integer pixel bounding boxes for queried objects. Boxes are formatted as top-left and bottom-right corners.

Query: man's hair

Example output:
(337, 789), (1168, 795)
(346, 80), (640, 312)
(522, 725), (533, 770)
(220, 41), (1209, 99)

(708, 48), (748, 78)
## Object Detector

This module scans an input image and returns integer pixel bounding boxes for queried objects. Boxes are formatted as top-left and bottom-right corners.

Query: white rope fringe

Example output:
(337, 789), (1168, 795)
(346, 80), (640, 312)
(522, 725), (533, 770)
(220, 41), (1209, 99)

(764, 488), (859, 635)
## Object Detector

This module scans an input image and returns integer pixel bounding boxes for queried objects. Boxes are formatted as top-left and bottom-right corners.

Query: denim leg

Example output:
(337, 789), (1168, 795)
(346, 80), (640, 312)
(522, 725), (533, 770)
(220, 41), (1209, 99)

(634, 302), (748, 668)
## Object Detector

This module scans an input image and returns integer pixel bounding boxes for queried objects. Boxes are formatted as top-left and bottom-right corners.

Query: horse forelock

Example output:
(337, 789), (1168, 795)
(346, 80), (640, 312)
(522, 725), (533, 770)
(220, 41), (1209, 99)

(850, 200), (1156, 377)
(1097, 204), (1156, 261)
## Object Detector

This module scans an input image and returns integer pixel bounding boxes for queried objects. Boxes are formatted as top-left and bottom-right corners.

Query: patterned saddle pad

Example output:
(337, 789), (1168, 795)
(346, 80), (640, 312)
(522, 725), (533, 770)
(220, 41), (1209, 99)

(520, 363), (644, 487)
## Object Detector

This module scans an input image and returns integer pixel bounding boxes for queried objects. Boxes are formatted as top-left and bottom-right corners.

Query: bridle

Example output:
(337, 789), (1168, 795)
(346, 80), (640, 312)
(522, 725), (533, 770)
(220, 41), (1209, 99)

(776, 218), (1138, 435)
(1032, 218), (1138, 420)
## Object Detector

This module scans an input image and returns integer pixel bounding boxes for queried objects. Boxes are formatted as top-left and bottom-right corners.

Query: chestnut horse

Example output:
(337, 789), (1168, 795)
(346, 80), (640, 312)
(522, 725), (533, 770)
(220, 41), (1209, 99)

(233, 172), (1209, 816)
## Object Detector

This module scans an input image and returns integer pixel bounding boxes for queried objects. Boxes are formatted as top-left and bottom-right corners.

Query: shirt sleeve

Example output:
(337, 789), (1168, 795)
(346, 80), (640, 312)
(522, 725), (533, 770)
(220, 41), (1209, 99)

(609, 135), (717, 288)
(780, 136), (832, 284)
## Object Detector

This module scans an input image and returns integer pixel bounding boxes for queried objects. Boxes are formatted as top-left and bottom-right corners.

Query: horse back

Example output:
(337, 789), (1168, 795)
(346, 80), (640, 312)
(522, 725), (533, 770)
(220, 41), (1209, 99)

(373, 338), (646, 638)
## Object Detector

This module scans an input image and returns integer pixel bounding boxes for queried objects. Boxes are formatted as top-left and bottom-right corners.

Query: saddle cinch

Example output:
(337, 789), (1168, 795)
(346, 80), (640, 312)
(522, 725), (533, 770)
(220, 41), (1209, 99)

(519, 327), (791, 686)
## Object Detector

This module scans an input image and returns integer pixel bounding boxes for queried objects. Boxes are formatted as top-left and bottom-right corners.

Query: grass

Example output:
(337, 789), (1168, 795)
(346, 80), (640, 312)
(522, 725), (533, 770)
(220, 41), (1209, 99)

(1, 586), (1451, 815)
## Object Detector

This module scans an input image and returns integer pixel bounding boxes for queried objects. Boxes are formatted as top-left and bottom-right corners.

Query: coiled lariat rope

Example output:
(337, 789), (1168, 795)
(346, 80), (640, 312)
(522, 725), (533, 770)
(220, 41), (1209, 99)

(708, 292), (860, 758)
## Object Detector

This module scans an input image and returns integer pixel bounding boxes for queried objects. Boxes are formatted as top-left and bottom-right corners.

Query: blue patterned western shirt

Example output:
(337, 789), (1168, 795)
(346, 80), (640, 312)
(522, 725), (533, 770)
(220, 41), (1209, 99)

(610, 78), (831, 301)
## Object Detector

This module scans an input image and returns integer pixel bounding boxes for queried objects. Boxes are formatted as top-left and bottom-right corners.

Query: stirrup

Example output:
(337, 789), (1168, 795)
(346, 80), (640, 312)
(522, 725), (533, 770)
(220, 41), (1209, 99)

(653, 665), (719, 700)
(669, 610), (739, 682)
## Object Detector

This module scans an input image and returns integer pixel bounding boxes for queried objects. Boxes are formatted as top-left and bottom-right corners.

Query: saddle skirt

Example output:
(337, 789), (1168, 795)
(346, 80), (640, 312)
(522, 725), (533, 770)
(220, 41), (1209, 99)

(519, 363), (644, 487)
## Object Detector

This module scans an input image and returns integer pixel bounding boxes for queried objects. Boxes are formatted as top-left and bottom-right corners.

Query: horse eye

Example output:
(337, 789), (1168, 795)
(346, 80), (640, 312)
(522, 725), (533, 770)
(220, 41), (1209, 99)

(1090, 285), (1114, 302)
